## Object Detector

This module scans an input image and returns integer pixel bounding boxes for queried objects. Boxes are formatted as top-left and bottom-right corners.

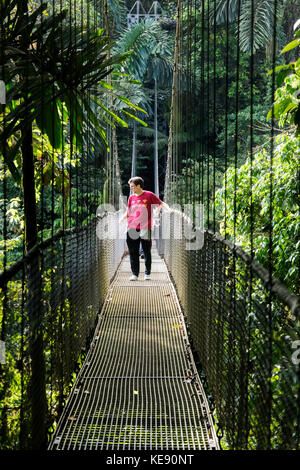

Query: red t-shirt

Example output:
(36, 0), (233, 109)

(127, 190), (162, 230)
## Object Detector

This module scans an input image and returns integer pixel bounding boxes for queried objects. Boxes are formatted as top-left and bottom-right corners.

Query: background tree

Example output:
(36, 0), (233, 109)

(213, 0), (300, 55)
(216, 30), (300, 294)
(112, 8), (174, 195)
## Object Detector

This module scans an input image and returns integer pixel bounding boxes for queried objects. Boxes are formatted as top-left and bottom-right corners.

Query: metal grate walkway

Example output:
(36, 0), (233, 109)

(49, 248), (219, 450)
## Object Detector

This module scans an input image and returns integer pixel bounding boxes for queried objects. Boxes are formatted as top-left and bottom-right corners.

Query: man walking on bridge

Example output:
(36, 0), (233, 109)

(120, 176), (171, 281)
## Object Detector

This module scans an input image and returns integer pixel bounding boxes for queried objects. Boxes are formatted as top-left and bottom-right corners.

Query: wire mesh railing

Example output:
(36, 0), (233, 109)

(158, 210), (300, 450)
(0, 213), (125, 450)
(0, 0), (128, 450)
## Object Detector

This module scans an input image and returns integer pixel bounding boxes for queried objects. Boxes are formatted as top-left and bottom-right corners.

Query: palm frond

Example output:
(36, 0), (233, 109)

(113, 17), (173, 88)
(213, 0), (240, 24)
(240, 0), (276, 53)
(212, 0), (282, 53)
(0, 1), (147, 176)
(113, 18), (158, 80)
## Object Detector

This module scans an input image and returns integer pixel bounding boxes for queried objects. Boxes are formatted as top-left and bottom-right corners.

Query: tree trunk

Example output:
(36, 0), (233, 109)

(131, 121), (137, 178)
(20, 0), (47, 450)
(113, 125), (122, 205)
(21, 122), (47, 450)
(22, 126), (38, 251)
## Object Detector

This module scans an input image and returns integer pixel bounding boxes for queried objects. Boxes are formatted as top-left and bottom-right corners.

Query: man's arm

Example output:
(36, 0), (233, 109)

(158, 201), (172, 213)
(119, 213), (128, 223)
(119, 196), (131, 223)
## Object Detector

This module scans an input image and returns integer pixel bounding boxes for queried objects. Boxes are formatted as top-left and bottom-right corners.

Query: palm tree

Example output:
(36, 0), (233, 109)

(212, 0), (292, 53)
(1, 0), (143, 246)
(146, 36), (173, 195)
(113, 16), (173, 194)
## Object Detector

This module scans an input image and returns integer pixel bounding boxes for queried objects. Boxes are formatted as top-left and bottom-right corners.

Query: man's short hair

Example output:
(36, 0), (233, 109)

(128, 177), (144, 189)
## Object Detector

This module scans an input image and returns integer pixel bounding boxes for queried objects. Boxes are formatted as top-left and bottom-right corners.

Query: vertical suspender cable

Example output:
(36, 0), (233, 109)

(0, 0), (8, 444)
(176, 0), (182, 206)
(39, 2), (45, 242)
(212, 0), (216, 233)
(60, 0), (66, 413)
(267, 0), (278, 449)
(87, 0), (90, 218)
(172, 0), (181, 206)
(166, 0), (180, 205)
(49, 0), (55, 418)
(80, 0), (84, 218)
(174, 0), (180, 206)
(69, 0), (73, 226)
(104, 0), (112, 204)
(60, 0), (66, 232)
(245, 0), (256, 448)
(38, 0), (47, 437)
(80, 0), (84, 219)
(185, 0), (190, 207)
(192, 0), (197, 213)
(200, 0), (205, 207)
(224, 0), (229, 239)
(206, 0), (210, 228)
(51, 0), (56, 239)
(74, 0), (79, 226)
(0, 0), (7, 337)
(227, 0), (241, 446)
(191, 0), (196, 215)
(93, 0), (99, 206)
(233, 1), (241, 247)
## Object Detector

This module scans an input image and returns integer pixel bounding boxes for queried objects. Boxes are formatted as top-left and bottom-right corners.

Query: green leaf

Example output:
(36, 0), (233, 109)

(281, 39), (300, 54)
(95, 99), (128, 128)
(80, 96), (109, 149)
(267, 64), (294, 76)
(35, 92), (62, 150)
(121, 109), (147, 127)
(116, 95), (148, 115)
(276, 69), (293, 88)
(2, 142), (22, 184)
(267, 99), (290, 120)
(98, 81), (114, 90)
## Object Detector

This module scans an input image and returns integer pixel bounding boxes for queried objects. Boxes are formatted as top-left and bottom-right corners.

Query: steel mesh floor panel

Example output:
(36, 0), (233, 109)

(49, 249), (219, 450)
(114, 273), (170, 286)
(82, 317), (189, 378)
(50, 378), (216, 451)
(119, 260), (167, 273)
(103, 285), (179, 318)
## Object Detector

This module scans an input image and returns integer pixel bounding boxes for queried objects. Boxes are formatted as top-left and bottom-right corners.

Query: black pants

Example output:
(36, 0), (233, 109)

(126, 228), (151, 276)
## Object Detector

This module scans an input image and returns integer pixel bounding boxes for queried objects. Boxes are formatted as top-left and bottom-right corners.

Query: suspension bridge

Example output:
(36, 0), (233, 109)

(0, 0), (300, 452)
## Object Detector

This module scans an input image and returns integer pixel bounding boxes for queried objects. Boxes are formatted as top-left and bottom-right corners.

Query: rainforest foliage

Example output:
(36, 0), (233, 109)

(172, 0), (300, 294)
(0, 0), (299, 280)
(0, 0), (299, 451)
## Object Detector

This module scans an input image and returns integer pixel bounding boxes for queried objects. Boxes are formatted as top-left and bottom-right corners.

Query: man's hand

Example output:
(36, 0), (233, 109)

(159, 202), (172, 213)
(119, 214), (128, 224)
